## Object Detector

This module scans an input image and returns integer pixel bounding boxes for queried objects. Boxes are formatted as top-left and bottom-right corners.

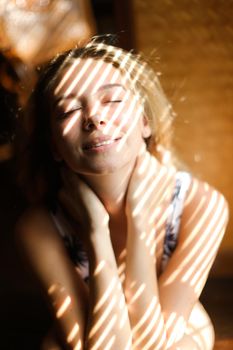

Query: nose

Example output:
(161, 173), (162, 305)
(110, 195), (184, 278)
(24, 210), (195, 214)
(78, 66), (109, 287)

(83, 117), (106, 131)
(82, 100), (106, 131)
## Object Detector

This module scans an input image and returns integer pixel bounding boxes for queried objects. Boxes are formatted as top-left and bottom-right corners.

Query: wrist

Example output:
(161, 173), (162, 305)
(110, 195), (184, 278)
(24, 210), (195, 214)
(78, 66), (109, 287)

(85, 228), (111, 255)
(87, 231), (118, 273)
(126, 212), (143, 235)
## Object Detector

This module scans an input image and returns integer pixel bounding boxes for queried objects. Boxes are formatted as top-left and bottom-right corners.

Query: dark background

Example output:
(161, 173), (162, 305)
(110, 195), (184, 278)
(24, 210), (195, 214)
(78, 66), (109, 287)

(1, 1), (232, 349)
(0, 1), (135, 349)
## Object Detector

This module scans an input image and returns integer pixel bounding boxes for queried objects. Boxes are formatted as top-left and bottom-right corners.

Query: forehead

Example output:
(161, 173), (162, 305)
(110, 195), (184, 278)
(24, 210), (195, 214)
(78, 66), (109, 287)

(53, 58), (126, 98)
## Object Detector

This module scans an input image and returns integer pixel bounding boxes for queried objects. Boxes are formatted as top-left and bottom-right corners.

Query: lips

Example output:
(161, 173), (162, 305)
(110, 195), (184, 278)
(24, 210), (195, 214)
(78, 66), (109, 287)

(83, 136), (121, 150)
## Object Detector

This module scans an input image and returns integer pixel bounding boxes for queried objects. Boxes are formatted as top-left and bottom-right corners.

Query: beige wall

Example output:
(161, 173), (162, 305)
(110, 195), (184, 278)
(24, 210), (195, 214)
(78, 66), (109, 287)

(132, 0), (233, 253)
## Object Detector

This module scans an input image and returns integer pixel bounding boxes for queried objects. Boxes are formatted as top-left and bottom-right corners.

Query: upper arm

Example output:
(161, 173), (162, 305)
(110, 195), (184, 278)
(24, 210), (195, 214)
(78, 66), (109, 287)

(16, 206), (88, 349)
(158, 178), (229, 339)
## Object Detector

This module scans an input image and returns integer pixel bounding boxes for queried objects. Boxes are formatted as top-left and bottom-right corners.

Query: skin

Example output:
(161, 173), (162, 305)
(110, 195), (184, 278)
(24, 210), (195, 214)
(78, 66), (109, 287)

(16, 58), (229, 350)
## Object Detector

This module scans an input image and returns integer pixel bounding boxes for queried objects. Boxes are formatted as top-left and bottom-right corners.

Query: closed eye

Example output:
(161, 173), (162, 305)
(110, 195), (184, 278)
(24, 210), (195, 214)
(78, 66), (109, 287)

(103, 99), (123, 104)
(56, 107), (82, 120)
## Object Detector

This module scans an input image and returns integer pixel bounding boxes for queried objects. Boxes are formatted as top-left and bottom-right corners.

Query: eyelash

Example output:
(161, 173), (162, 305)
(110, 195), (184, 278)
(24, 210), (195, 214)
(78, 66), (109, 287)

(57, 107), (82, 120)
(56, 98), (123, 120)
(103, 99), (123, 104)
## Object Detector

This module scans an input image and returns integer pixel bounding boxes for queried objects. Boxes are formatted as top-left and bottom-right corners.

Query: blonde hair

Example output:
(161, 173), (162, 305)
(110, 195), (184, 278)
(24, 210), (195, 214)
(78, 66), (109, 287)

(48, 37), (175, 161)
(17, 36), (176, 204)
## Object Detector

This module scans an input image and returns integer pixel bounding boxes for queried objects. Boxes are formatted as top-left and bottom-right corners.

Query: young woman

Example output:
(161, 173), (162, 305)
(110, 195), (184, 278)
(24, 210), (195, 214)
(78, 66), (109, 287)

(16, 38), (229, 350)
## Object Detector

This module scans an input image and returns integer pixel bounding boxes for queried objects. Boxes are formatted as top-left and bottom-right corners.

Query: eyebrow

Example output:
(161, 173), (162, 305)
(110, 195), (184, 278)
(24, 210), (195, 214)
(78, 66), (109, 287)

(53, 84), (126, 107)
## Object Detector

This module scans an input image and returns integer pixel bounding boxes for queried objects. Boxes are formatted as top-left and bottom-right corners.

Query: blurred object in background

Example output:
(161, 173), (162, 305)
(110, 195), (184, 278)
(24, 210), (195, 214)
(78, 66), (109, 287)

(0, 0), (96, 65)
(0, 52), (30, 161)
(0, 0), (96, 161)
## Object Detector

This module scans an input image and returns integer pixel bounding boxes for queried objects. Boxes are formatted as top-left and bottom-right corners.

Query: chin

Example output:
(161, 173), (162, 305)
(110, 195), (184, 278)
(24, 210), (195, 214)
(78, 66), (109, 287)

(77, 158), (132, 176)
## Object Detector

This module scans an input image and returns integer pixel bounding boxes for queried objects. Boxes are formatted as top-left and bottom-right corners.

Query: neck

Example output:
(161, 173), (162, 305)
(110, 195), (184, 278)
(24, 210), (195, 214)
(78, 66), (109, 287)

(81, 161), (135, 219)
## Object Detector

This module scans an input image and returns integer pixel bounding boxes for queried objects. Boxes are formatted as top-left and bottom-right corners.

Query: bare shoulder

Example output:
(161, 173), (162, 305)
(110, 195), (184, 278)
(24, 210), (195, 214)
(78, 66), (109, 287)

(159, 176), (229, 303)
(16, 204), (88, 294)
(179, 176), (229, 243)
(183, 176), (229, 217)
(16, 207), (88, 348)
(16, 205), (54, 230)
(15, 205), (70, 273)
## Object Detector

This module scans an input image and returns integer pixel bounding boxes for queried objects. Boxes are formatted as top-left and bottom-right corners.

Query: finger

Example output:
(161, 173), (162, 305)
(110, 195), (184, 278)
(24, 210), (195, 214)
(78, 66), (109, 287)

(64, 172), (103, 211)
(156, 144), (172, 165)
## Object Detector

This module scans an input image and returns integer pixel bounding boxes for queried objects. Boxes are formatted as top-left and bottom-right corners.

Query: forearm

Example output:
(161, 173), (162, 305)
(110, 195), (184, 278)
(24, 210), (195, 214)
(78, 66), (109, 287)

(85, 231), (132, 350)
(124, 219), (167, 350)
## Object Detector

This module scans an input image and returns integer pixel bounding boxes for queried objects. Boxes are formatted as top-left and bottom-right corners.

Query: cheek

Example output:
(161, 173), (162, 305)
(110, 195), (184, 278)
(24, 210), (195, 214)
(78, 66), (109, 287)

(122, 106), (145, 136)
(115, 102), (143, 133)
(61, 115), (82, 137)
(52, 121), (81, 149)
(51, 109), (82, 136)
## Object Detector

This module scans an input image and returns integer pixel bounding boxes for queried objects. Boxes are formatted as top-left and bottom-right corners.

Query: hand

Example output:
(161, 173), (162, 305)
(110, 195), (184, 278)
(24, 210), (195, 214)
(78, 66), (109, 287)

(58, 166), (109, 241)
(126, 145), (175, 250)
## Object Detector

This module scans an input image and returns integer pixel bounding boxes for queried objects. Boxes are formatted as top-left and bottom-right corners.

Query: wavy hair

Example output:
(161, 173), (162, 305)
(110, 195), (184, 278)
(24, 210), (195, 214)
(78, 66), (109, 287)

(17, 36), (175, 205)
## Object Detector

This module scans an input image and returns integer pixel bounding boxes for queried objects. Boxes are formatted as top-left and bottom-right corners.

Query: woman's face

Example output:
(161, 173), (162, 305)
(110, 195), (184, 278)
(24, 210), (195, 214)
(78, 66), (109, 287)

(50, 57), (151, 175)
